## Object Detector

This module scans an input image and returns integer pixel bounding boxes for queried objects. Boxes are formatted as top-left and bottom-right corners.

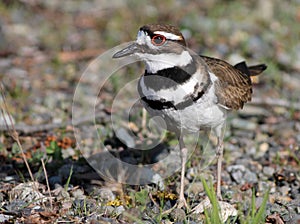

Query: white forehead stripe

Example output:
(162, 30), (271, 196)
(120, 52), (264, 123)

(153, 31), (182, 40)
(136, 30), (150, 45)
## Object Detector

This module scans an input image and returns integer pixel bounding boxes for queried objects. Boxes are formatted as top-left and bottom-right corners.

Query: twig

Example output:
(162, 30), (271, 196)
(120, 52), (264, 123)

(148, 192), (160, 209)
(41, 159), (53, 211)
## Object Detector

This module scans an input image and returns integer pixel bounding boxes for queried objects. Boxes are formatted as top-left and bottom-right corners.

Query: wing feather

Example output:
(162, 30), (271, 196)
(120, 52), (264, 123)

(200, 56), (253, 110)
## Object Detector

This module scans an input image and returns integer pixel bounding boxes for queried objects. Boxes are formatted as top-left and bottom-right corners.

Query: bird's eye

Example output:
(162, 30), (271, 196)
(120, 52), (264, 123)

(151, 35), (166, 46)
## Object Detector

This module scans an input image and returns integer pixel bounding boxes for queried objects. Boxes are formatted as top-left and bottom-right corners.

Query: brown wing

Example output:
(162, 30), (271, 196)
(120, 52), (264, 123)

(200, 55), (253, 110)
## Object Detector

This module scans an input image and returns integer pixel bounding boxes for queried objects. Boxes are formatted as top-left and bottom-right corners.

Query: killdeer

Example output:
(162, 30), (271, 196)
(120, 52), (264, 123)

(113, 24), (267, 208)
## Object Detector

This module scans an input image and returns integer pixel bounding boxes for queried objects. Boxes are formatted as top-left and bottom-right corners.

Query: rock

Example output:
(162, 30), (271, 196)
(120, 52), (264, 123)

(244, 169), (258, 183)
(253, 142), (269, 159)
(245, 146), (257, 157)
(170, 208), (186, 222)
(291, 182), (300, 200)
(71, 188), (86, 199)
(4, 176), (15, 182)
(231, 169), (244, 184)
(227, 165), (257, 184)
(279, 186), (290, 196)
(188, 182), (204, 196)
(227, 164), (246, 182)
(186, 167), (197, 180)
(263, 166), (275, 177)
(114, 205), (125, 216)
(151, 173), (165, 191)
(259, 142), (269, 153)
(52, 185), (70, 201)
(227, 164), (246, 173)
(258, 181), (272, 193)
(98, 187), (115, 201)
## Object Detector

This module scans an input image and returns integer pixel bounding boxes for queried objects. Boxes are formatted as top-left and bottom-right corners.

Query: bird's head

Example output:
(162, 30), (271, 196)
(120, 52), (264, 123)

(113, 24), (192, 73)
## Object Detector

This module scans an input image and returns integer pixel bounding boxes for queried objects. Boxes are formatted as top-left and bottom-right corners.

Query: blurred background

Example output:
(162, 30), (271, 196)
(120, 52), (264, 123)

(0, 0), (299, 125)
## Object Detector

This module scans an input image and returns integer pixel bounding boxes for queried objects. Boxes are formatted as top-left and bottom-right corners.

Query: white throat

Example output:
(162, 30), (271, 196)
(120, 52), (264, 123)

(137, 50), (192, 73)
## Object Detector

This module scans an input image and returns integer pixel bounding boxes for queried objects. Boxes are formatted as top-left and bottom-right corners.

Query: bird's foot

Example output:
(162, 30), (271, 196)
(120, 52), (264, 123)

(177, 196), (189, 209)
(161, 196), (189, 215)
(217, 192), (223, 201)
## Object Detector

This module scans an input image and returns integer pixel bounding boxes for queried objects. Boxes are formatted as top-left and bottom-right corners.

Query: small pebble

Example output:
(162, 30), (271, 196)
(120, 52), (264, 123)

(98, 188), (115, 201)
(71, 188), (86, 199)
(279, 186), (290, 196)
(258, 181), (271, 193)
(259, 142), (269, 153)
(151, 173), (165, 191)
(114, 205), (125, 216)
(263, 166), (275, 177)
(186, 167), (197, 180)
(170, 208), (186, 222)
(188, 182), (204, 196)
(244, 169), (258, 183)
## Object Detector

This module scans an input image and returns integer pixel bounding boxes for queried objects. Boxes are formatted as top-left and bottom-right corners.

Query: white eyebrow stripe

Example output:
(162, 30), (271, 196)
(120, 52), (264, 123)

(153, 31), (182, 40)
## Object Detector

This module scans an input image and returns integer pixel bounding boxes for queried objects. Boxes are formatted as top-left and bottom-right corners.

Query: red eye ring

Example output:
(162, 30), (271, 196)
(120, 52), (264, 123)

(151, 34), (166, 46)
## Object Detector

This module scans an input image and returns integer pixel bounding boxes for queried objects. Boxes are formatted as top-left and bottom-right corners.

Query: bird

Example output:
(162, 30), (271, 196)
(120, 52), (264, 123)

(112, 24), (267, 208)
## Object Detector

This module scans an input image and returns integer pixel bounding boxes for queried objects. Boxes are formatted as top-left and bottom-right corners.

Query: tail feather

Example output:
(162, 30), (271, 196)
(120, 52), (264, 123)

(247, 64), (267, 76)
(234, 61), (267, 76)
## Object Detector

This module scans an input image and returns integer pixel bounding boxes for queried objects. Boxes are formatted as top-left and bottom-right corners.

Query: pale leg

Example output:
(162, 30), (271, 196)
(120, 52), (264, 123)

(178, 136), (188, 208)
(214, 122), (226, 200)
(216, 138), (224, 200)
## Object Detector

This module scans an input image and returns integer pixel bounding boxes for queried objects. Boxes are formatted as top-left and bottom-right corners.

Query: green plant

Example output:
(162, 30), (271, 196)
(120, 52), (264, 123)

(133, 188), (149, 210)
(64, 165), (73, 191)
(201, 177), (223, 224)
(46, 140), (63, 160)
(201, 177), (269, 224)
(239, 188), (270, 224)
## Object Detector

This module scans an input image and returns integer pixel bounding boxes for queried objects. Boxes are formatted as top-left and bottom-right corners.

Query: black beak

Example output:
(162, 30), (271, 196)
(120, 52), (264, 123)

(112, 43), (141, 58)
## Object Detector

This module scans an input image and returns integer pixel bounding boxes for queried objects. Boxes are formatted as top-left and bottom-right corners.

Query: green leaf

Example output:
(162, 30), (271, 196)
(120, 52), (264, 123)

(253, 189), (269, 224)
(201, 177), (222, 224)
